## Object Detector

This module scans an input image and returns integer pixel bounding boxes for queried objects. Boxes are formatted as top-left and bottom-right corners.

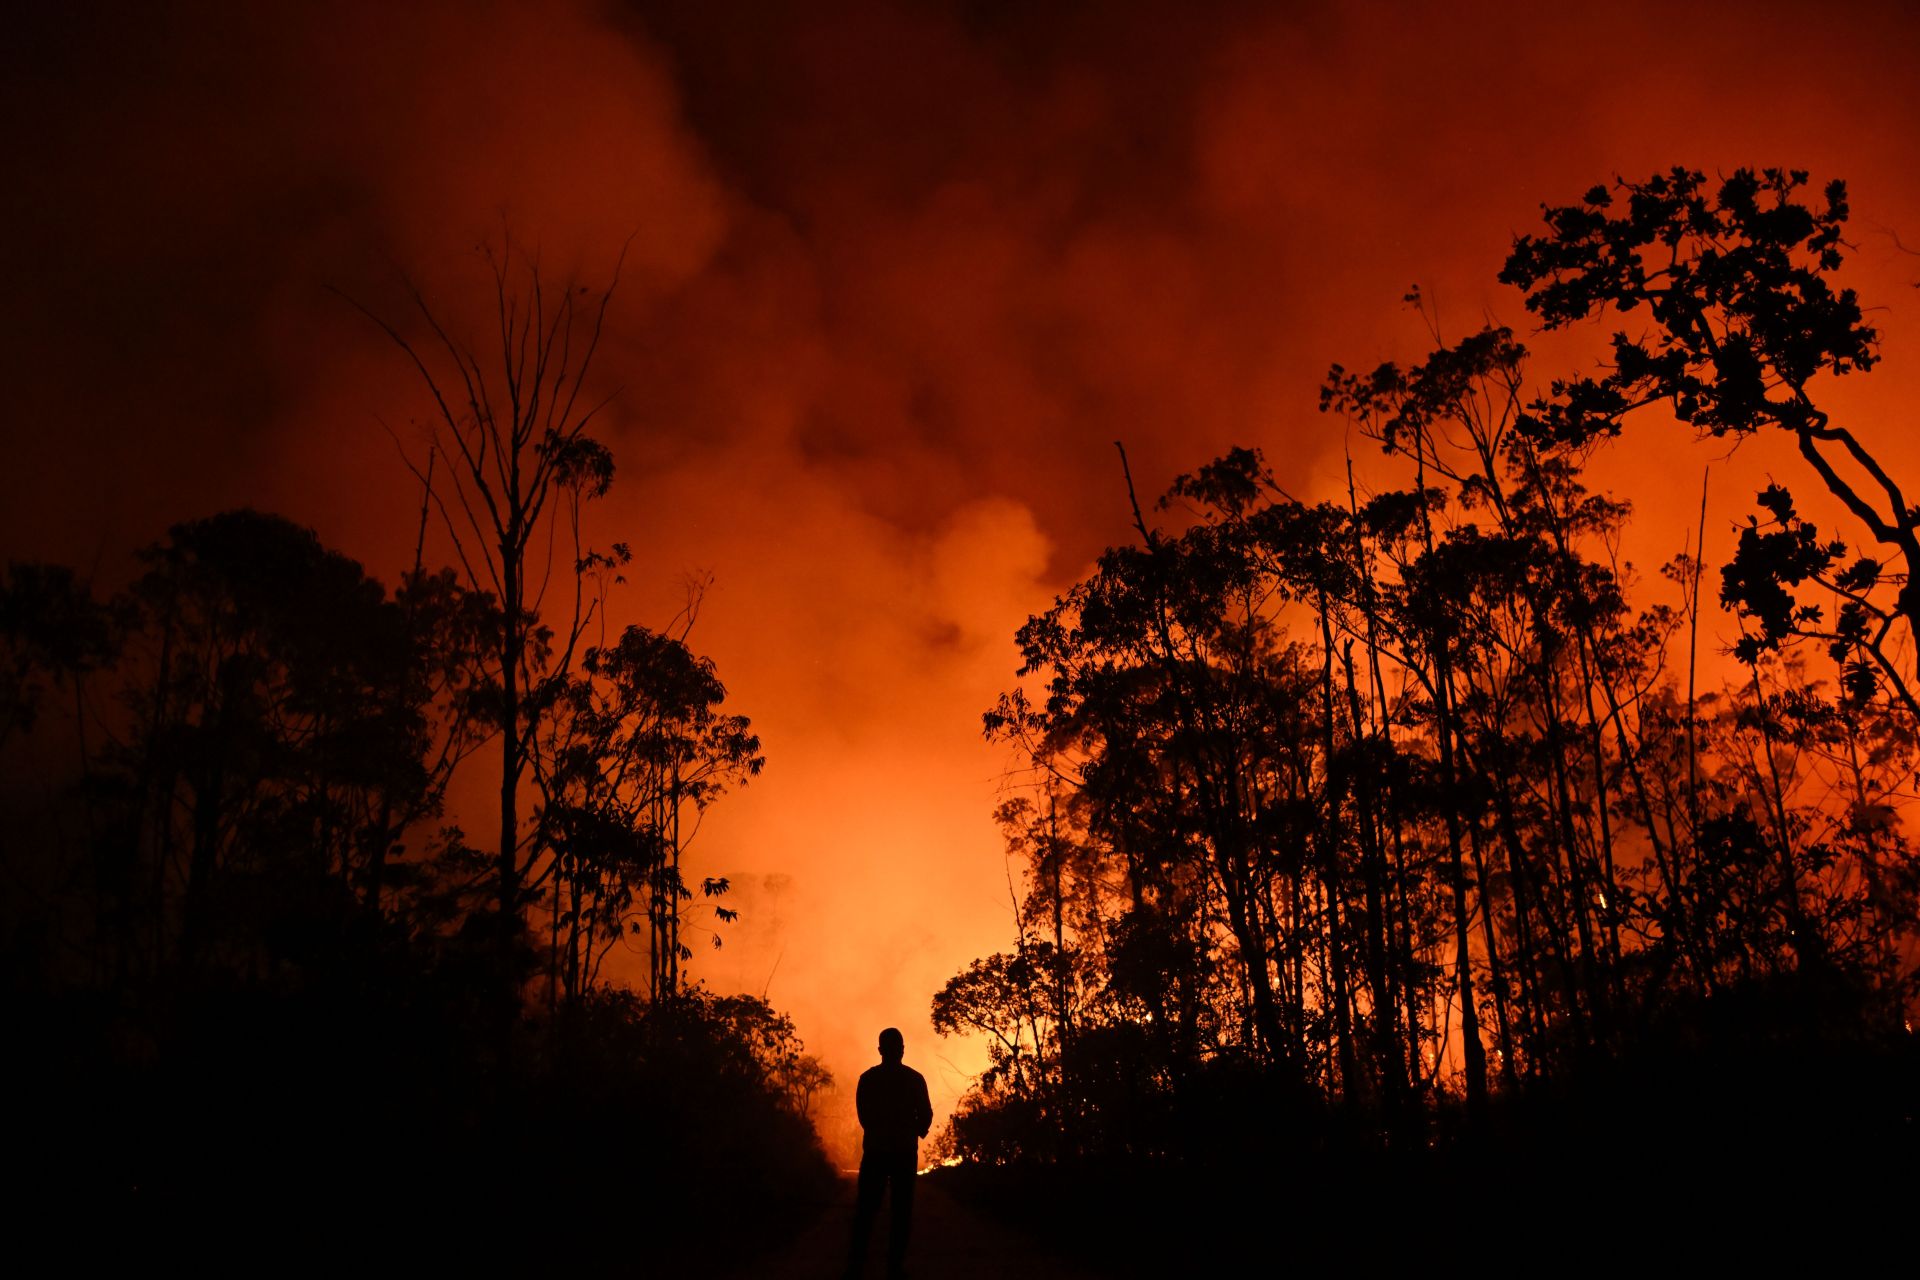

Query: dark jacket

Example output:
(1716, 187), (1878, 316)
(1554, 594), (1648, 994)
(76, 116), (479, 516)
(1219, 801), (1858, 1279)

(856, 1061), (933, 1162)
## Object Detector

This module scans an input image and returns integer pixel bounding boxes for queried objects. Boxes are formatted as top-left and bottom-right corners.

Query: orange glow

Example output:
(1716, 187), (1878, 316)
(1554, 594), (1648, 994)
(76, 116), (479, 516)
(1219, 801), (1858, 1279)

(6, 0), (1920, 1163)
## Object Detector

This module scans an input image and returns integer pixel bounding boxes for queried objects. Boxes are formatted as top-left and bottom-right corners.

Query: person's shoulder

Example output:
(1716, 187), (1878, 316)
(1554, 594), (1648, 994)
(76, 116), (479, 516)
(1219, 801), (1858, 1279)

(864, 1061), (924, 1083)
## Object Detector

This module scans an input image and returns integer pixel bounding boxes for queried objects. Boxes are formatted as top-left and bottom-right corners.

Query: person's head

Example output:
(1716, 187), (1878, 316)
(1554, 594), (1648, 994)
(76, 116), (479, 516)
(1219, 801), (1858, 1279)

(878, 1027), (905, 1063)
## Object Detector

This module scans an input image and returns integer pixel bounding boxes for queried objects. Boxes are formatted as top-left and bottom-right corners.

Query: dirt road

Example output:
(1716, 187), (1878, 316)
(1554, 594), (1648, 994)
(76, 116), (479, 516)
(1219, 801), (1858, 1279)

(735, 1172), (1103, 1279)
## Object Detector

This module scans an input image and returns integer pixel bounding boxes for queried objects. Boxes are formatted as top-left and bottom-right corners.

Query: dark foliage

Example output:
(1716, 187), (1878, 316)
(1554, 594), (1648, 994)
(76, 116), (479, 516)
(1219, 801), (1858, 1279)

(938, 169), (1920, 1229)
(3, 497), (827, 1251)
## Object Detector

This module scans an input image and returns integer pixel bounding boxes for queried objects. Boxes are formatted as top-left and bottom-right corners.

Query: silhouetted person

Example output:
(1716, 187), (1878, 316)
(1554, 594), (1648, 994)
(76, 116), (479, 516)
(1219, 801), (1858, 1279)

(846, 1026), (933, 1279)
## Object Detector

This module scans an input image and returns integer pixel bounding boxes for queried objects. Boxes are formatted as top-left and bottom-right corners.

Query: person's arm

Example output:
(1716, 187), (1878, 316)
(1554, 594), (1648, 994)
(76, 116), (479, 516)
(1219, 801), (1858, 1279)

(915, 1073), (933, 1138)
(856, 1070), (871, 1132)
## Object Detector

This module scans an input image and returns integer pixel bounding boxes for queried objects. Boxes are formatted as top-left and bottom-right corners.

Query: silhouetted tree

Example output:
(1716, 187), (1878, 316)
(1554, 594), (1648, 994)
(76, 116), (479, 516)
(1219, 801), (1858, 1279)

(347, 239), (625, 1003)
(0, 561), (121, 750)
(1501, 168), (1917, 719)
(58, 509), (480, 989)
(536, 619), (762, 1005)
(944, 169), (1920, 1183)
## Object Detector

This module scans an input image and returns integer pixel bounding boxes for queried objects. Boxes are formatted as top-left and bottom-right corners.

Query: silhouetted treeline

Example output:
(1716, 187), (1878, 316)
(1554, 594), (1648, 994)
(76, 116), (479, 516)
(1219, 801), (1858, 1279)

(937, 169), (1919, 1192)
(1, 252), (832, 1238)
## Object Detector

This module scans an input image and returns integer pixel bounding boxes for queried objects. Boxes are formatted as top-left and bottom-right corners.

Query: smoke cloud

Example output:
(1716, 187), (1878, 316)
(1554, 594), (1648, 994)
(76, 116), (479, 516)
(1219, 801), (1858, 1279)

(7, 0), (1920, 1157)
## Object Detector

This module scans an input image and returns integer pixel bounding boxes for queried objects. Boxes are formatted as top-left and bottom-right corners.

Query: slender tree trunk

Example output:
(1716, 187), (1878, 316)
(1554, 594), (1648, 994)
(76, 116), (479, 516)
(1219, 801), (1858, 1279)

(498, 548), (523, 1013)
(1432, 670), (1490, 1116)
(1465, 816), (1518, 1090)
(1743, 662), (1815, 966)
(1342, 642), (1408, 1127)
(1408, 434), (1488, 1118)
(668, 755), (683, 996)
(1314, 588), (1358, 1100)
(183, 675), (227, 969)
(548, 857), (562, 1014)
(1536, 646), (1610, 1038)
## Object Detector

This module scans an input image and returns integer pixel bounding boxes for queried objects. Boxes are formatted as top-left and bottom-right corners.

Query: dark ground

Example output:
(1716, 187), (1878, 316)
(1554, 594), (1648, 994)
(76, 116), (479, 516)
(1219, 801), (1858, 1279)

(738, 1140), (1915, 1279)
(737, 1171), (1101, 1280)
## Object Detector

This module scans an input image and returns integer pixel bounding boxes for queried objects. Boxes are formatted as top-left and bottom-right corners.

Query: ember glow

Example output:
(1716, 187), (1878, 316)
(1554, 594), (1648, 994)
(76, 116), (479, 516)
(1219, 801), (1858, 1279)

(7, 0), (1920, 1167)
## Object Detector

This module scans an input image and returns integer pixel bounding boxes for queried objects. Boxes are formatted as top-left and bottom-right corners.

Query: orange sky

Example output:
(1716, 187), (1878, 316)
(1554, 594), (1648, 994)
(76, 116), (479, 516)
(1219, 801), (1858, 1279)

(6, 0), (1920, 1161)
